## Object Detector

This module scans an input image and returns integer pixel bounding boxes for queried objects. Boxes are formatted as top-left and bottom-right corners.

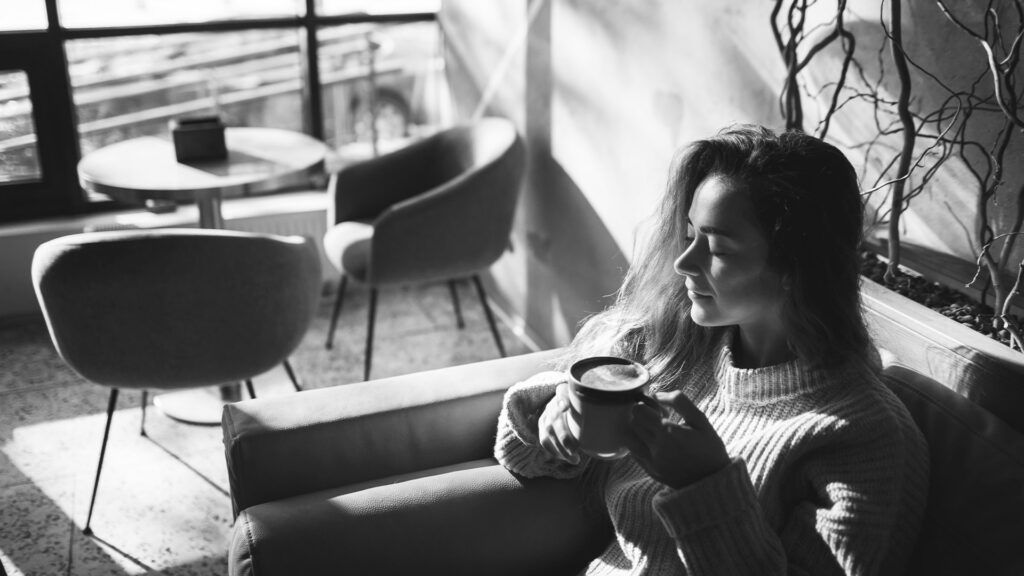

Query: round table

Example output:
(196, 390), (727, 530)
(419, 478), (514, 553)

(78, 127), (328, 424)
(79, 127), (328, 228)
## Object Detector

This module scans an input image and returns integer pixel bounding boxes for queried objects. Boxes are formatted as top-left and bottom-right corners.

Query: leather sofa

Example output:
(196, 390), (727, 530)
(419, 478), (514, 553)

(223, 346), (1024, 575)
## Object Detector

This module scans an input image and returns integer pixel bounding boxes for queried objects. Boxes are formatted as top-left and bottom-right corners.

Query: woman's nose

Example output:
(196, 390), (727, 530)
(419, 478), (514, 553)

(674, 246), (699, 277)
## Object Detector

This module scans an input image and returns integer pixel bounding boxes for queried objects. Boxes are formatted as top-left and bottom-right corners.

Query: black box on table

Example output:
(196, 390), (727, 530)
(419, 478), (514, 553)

(170, 116), (227, 163)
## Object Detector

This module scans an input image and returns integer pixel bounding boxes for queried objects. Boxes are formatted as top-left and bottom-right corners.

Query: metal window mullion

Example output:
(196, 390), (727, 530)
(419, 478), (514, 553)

(302, 0), (324, 140)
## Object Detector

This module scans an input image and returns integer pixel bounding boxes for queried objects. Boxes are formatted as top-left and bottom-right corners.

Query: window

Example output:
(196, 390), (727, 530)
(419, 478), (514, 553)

(2, 0), (47, 31)
(319, 0), (441, 16)
(67, 31), (305, 160)
(56, 0), (303, 28)
(0, 0), (443, 223)
(318, 21), (449, 158)
(0, 70), (41, 184)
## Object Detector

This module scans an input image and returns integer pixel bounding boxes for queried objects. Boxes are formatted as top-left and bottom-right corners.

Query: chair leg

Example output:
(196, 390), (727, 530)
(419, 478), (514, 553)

(139, 390), (148, 437)
(448, 280), (465, 329)
(282, 359), (302, 392)
(245, 380), (257, 399)
(472, 274), (506, 358)
(84, 388), (119, 536)
(364, 288), (378, 381)
(326, 274), (348, 350)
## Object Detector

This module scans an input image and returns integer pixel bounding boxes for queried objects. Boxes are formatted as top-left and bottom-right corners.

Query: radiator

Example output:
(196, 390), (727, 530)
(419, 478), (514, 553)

(227, 207), (327, 242)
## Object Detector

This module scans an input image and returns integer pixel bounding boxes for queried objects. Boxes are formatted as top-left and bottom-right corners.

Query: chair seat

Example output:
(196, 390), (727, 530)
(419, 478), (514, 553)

(323, 220), (373, 283)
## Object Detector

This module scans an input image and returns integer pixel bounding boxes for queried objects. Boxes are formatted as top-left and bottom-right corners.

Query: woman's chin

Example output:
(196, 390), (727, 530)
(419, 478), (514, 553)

(689, 307), (720, 327)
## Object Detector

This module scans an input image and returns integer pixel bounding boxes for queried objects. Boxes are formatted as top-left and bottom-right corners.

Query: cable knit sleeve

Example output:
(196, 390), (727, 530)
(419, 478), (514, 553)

(650, 390), (928, 576)
(493, 370), (590, 480)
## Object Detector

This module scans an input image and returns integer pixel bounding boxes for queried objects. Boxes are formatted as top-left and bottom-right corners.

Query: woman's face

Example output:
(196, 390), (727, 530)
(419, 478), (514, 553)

(674, 175), (787, 345)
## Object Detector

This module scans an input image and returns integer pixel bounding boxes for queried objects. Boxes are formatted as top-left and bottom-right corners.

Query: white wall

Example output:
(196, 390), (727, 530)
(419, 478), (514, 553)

(442, 0), (1024, 348)
(443, 0), (784, 348)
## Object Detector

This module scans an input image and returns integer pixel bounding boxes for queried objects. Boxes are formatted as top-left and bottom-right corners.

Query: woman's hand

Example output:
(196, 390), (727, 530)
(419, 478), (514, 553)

(625, 390), (730, 489)
(537, 383), (583, 465)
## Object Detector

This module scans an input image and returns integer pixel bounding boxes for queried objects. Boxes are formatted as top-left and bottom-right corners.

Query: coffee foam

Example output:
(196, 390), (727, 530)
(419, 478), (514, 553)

(579, 363), (646, 391)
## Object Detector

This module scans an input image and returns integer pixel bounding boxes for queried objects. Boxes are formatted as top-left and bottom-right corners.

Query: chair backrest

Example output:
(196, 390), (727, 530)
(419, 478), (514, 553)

(371, 117), (526, 284)
(882, 364), (1024, 575)
(32, 229), (322, 390)
(429, 117), (521, 183)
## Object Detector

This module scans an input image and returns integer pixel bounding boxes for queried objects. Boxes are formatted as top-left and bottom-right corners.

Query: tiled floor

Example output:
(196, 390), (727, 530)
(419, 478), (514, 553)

(0, 280), (532, 576)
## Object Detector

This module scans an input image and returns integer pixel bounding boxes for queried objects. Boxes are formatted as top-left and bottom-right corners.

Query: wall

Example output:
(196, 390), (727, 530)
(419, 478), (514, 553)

(442, 0), (784, 348)
(442, 0), (1024, 349)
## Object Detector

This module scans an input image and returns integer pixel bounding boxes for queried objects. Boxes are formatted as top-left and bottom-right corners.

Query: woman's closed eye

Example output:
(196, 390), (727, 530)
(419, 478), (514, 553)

(683, 235), (730, 257)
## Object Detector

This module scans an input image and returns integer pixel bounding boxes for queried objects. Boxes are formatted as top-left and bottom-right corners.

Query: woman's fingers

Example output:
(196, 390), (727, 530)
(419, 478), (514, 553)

(553, 384), (581, 419)
(621, 427), (653, 465)
(537, 391), (581, 464)
(629, 401), (661, 445)
(656, 390), (712, 430)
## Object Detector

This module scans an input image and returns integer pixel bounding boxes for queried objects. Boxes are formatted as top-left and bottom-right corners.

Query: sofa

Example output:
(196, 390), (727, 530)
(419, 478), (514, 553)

(223, 342), (1024, 575)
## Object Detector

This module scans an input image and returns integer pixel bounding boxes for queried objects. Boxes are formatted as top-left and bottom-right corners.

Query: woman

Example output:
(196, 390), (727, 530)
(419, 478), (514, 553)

(494, 125), (929, 575)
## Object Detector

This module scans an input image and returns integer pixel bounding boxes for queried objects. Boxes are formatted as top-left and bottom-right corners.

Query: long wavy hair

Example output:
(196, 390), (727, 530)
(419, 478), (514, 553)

(559, 125), (870, 383)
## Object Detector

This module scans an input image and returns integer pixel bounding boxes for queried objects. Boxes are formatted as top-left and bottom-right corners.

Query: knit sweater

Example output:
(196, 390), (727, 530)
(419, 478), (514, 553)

(494, 338), (929, 575)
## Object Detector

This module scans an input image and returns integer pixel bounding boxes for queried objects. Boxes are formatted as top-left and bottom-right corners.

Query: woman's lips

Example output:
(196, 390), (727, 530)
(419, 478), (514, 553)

(687, 289), (712, 299)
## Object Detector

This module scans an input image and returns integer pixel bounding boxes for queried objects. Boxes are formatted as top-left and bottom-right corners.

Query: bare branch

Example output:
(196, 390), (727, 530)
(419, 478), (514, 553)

(819, 29), (856, 139)
(883, 0), (917, 280)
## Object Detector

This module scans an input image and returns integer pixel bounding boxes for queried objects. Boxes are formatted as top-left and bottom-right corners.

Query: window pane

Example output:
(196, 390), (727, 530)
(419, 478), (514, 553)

(67, 31), (306, 162)
(0, 70), (42, 184)
(58, 0), (303, 29)
(2, 0), (48, 31)
(318, 22), (451, 161)
(317, 0), (439, 16)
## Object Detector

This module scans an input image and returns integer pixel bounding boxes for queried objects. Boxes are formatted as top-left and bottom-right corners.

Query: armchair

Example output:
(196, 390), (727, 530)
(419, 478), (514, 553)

(321, 116), (526, 380)
(224, 349), (1024, 575)
(33, 229), (322, 534)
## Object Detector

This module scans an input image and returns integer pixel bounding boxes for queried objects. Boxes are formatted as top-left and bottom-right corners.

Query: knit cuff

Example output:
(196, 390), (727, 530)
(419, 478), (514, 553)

(493, 371), (585, 480)
(653, 459), (785, 573)
(500, 371), (565, 443)
(652, 458), (759, 538)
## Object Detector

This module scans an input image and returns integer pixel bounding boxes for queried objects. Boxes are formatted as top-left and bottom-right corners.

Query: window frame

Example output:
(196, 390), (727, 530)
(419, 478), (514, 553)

(0, 0), (437, 223)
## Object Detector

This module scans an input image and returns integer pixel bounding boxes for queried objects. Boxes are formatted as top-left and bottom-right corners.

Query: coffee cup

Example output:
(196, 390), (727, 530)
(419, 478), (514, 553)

(566, 356), (656, 460)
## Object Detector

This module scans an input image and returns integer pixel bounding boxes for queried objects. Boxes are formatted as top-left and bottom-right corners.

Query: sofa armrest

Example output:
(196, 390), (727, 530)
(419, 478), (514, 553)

(223, 349), (562, 515)
(229, 464), (613, 576)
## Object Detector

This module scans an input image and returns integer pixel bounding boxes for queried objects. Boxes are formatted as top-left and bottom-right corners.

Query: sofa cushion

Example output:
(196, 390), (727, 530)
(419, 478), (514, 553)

(230, 463), (612, 576)
(882, 364), (1024, 575)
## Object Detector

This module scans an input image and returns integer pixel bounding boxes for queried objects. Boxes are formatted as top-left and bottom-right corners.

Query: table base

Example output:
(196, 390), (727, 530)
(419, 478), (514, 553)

(153, 385), (242, 426)
(152, 370), (300, 425)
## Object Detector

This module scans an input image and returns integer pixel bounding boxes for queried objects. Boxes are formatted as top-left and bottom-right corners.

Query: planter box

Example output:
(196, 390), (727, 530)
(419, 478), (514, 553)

(862, 277), (1024, 432)
(864, 235), (1024, 318)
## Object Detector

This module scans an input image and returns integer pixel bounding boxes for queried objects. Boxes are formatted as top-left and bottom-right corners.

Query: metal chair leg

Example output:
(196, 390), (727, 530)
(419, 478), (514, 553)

(84, 388), (119, 535)
(448, 280), (465, 329)
(140, 389), (148, 437)
(282, 359), (302, 392)
(326, 274), (348, 350)
(472, 274), (506, 358)
(245, 380), (257, 399)
(364, 288), (378, 381)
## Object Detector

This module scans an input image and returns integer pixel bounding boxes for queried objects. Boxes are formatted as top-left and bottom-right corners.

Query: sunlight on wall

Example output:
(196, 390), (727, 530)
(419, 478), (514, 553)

(444, 0), (783, 347)
(445, 0), (1024, 348)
